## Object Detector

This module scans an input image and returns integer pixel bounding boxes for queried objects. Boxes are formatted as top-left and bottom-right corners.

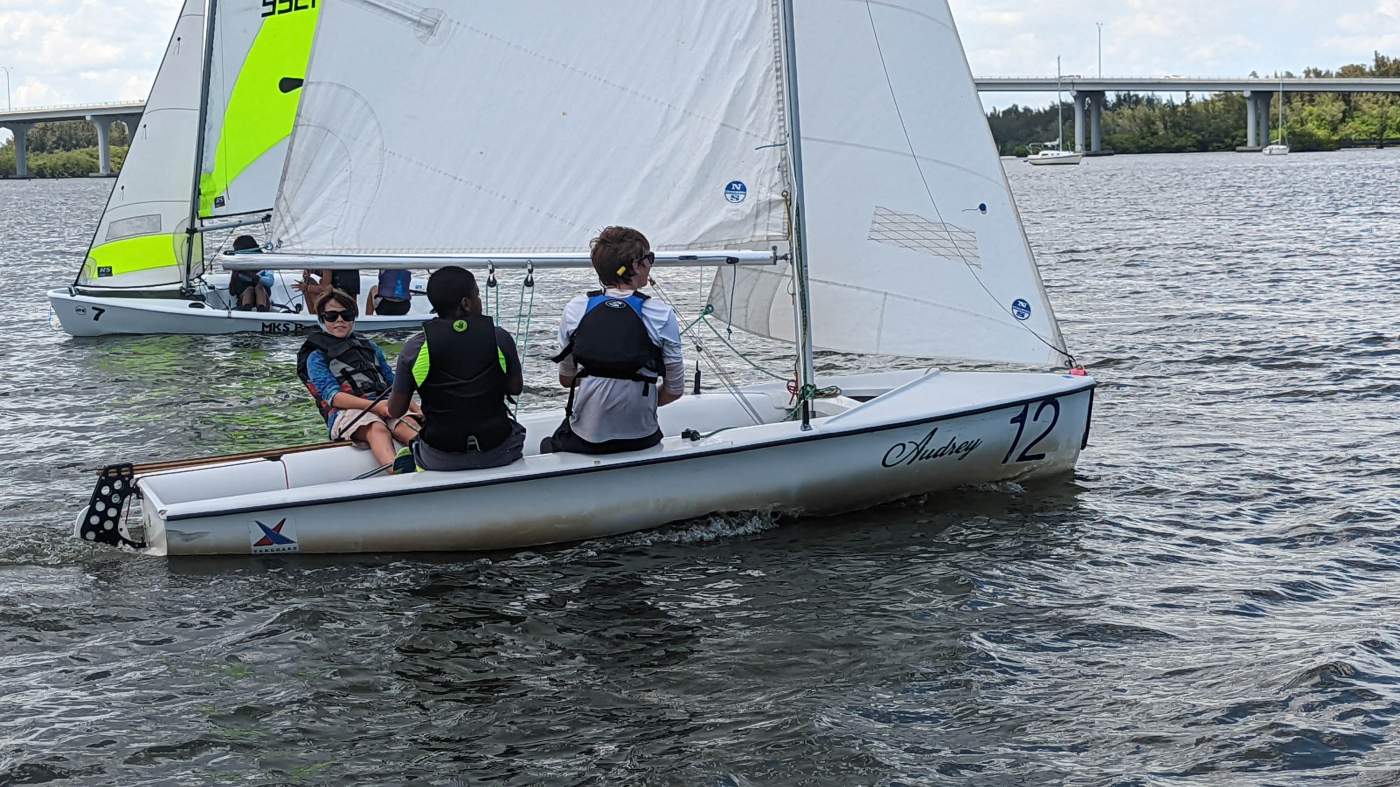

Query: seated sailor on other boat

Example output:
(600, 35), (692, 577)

(294, 268), (362, 314)
(366, 269), (414, 316)
(298, 289), (421, 470)
(386, 266), (526, 471)
(544, 226), (684, 455)
(227, 235), (273, 312)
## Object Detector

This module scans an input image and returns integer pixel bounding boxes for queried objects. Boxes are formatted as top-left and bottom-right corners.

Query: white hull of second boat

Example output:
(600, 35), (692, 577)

(96, 370), (1096, 556)
(1026, 151), (1084, 166)
(1261, 144), (1291, 156)
(49, 273), (430, 337)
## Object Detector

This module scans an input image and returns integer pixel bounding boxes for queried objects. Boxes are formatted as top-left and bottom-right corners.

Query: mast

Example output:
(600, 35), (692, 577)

(1056, 56), (1064, 150)
(184, 0), (219, 290)
(778, 0), (818, 430)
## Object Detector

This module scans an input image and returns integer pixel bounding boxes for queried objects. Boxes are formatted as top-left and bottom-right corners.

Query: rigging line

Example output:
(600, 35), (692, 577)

(862, 1), (1077, 368)
(650, 277), (764, 425)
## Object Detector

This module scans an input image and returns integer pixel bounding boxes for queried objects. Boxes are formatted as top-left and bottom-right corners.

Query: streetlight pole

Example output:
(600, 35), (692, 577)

(1096, 23), (1103, 78)
(0, 67), (11, 110)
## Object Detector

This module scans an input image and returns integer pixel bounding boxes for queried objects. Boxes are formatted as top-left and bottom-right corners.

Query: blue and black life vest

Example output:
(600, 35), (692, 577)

(550, 290), (665, 417)
(551, 290), (663, 383)
(416, 315), (514, 453)
(296, 331), (390, 424)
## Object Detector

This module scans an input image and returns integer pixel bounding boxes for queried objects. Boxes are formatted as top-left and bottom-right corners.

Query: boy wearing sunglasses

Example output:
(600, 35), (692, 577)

(545, 226), (685, 454)
(298, 289), (421, 469)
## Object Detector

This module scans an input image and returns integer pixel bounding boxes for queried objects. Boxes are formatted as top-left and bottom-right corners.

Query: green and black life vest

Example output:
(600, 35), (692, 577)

(415, 315), (513, 452)
(296, 331), (390, 423)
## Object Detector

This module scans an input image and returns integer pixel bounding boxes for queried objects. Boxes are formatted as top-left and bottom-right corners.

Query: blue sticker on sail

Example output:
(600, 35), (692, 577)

(1012, 298), (1032, 321)
(724, 181), (747, 204)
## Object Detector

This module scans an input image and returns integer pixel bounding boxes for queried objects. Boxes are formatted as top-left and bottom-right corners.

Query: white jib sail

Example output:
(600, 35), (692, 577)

(199, 0), (320, 221)
(270, 0), (788, 256)
(77, 0), (205, 290)
(711, 0), (1069, 367)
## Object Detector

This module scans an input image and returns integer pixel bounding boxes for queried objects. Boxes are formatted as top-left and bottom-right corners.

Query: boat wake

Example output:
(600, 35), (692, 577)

(607, 512), (782, 548)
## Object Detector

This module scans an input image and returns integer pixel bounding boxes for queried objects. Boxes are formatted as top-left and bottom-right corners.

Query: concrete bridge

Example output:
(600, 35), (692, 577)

(4, 76), (1400, 176)
(0, 101), (144, 177)
(975, 77), (1400, 154)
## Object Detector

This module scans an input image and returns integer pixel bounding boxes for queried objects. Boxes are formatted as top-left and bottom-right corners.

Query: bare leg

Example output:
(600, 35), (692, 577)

(355, 422), (398, 467)
(255, 285), (270, 311)
(239, 286), (256, 309)
(365, 285), (379, 315)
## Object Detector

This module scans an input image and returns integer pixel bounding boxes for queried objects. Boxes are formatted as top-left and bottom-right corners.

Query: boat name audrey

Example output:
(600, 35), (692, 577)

(881, 428), (982, 468)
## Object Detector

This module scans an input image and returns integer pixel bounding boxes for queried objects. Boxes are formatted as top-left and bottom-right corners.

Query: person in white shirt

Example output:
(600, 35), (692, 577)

(544, 226), (685, 454)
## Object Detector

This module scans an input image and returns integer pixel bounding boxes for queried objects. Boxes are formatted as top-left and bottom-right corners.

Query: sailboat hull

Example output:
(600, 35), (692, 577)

(49, 273), (431, 337)
(1026, 152), (1084, 166)
(84, 371), (1095, 556)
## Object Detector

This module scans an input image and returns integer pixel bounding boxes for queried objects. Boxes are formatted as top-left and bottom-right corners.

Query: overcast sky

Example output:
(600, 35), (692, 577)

(1, 0), (1397, 118)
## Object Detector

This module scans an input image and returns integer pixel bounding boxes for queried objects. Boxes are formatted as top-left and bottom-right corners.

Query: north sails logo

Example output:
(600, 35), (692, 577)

(250, 518), (298, 553)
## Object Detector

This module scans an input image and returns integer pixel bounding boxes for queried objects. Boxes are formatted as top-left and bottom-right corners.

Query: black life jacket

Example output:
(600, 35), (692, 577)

(296, 331), (391, 423)
(551, 290), (663, 382)
(416, 315), (514, 453)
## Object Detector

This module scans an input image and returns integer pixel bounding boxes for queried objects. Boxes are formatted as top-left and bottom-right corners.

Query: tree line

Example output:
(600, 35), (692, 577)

(0, 120), (132, 178)
(988, 52), (1400, 155)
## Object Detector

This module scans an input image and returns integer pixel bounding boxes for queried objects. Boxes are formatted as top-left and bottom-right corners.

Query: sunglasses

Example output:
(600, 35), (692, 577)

(319, 310), (355, 323)
(636, 252), (655, 266)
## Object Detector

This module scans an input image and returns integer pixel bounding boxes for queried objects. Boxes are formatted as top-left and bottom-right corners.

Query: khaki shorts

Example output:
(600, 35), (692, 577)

(330, 410), (418, 442)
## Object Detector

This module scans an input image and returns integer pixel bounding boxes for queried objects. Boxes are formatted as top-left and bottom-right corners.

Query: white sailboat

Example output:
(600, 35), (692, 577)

(75, 0), (1096, 557)
(47, 0), (432, 336)
(1027, 57), (1084, 166)
(1262, 79), (1290, 155)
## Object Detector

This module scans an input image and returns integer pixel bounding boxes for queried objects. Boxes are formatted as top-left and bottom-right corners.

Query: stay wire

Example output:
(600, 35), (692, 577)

(862, 1), (1077, 369)
(650, 276), (765, 425)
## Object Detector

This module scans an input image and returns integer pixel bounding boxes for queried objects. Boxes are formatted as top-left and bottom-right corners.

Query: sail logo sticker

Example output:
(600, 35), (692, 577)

(724, 181), (747, 204)
(1012, 298), (1032, 321)
(249, 518), (299, 554)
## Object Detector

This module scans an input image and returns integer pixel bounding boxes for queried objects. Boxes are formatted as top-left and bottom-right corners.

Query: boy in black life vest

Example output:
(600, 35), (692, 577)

(298, 289), (420, 468)
(544, 226), (685, 454)
(386, 266), (526, 471)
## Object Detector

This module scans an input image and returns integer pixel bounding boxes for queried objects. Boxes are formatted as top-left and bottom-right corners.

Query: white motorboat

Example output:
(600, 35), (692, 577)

(1026, 56), (1083, 166)
(44, 0), (423, 336)
(76, 0), (1097, 556)
(1261, 144), (1290, 156)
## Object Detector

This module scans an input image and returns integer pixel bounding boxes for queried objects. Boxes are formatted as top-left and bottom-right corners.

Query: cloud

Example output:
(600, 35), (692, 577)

(0, 0), (183, 109)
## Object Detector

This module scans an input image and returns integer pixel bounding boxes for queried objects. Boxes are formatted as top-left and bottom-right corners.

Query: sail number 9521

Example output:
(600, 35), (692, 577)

(262, 0), (316, 17)
(1003, 398), (1059, 463)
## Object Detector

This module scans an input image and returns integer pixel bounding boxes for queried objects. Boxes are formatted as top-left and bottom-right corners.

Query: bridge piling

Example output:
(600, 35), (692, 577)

(1088, 91), (1105, 153)
(87, 115), (113, 176)
(3, 121), (31, 177)
(1072, 91), (1086, 152)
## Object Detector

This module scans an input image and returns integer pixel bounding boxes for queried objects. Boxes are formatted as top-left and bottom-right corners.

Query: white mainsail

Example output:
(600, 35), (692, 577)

(77, 0), (205, 290)
(199, 0), (320, 220)
(270, 0), (789, 256)
(710, 0), (1068, 367)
